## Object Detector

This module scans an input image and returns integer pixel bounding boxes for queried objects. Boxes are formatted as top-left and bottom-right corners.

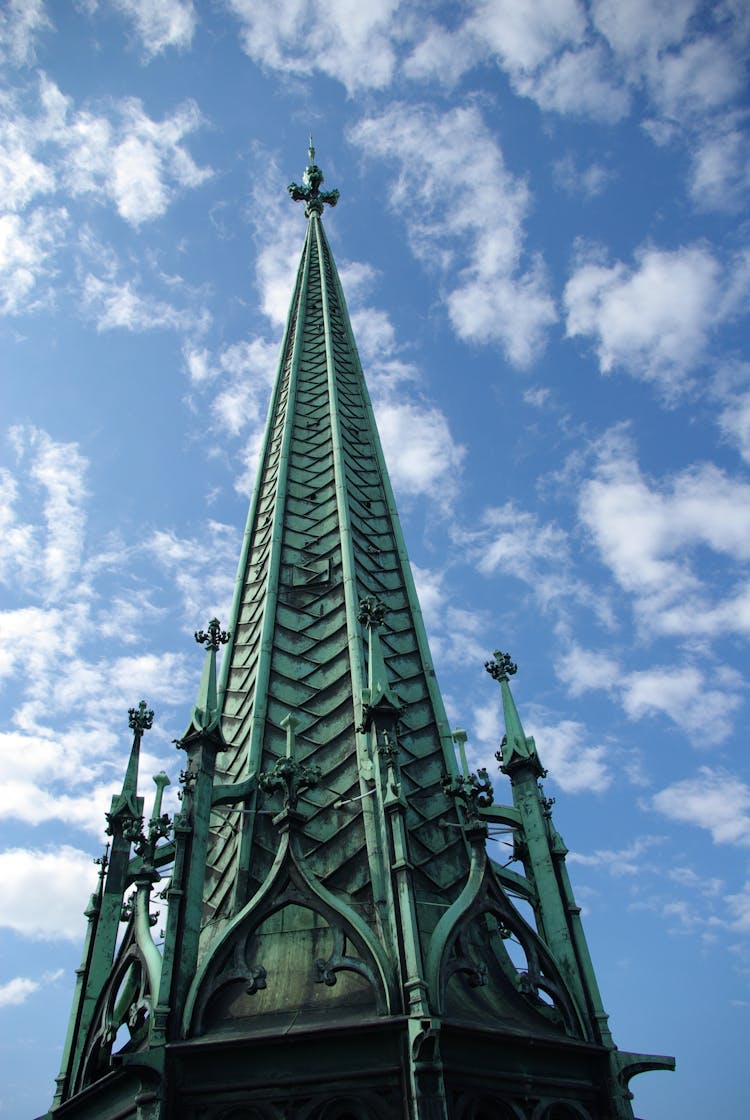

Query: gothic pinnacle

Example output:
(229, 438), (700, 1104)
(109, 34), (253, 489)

(486, 651), (544, 777)
(182, 617), (229, 739)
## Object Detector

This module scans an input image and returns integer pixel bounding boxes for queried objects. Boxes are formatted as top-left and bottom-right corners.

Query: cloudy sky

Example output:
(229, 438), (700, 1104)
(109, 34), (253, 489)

(1, 2), (748, 1117)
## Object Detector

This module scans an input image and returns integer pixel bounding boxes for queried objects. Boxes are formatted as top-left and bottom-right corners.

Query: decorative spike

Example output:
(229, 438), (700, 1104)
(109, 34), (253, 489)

(106, 701), (151, 831)
(182, 618), (229, 739)
(358, 596), (403, 733)
(486, 652), (544, 777)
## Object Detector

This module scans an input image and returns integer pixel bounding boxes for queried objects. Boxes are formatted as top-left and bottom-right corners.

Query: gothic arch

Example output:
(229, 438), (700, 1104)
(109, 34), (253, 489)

(532, 1101), (592, 1120)
(300, 1094), (391, 1120)
(455, 1094), (526, 1120)
(187, 829), (397, 1036)
(74, 922), (155, 1093)
(429, 861), (585, 1039)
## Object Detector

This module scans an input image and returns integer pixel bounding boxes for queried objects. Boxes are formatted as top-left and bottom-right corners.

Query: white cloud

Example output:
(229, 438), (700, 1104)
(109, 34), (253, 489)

(564, 243), (748, 391)
(568, 834), (666, 875)
(526, 718), (612, 793)
(36, 77), (211, 228)
(689, 123), (750, 212)
(210, 337), (278, 438)
(553, 154), (612, 198)
(145, 523), (238, 624)
(469, 502), (593, 618)
(0, 0), (51, 66)
(579, 426), (750, 640)
(402, 20), (478, 87)
(473, 0), (587, 73)
(350, 103), (556, 367)
(374, 400), (465, 502)
(253, 203), (303, 328)
(0, 208), (67, 314)
(81, 272), (208, 333)
(114, 0), (196, 59)
(716, 380), (750, 465)
(622, 665), (742, 745)
(226, 0), (401, 93)
(553, 639), (742, 745)
(0, 122), (54, 210)
(1, 426), (87, 598)
(515, 42), (629, 123)
(652, 768), (750, 846)
(555, 642), (620, 697)
(0, 976), (40, 1006)
(649, 35), (744, 119)
(726, 881), (750, 932)
(410, 564), (444, 632)
(471, 703), (503, 756)
(0, 845), (98, 940)
(476, 502), (567, 579)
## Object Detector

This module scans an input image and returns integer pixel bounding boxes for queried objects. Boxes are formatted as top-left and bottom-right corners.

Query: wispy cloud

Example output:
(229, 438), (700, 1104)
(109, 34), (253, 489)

(349, 102), (557, 368)
(652, 768), (750, 847)
(0, 208), (68, 314)
(113, 0), (197, 60)
(227, 0), (401, 93)
(0, 0), (51, 67)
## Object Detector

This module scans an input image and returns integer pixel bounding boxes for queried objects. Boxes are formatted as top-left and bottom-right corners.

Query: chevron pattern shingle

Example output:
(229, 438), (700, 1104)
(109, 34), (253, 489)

(202, 214), (468, 959)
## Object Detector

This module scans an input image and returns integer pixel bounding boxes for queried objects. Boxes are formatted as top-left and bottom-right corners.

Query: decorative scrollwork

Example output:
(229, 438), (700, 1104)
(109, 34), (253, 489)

(484, 650), (518, 682)
(357, 595), (386, 629)
(128, 699), (154, 733)
(245, 965), (267, 994)
(441, 768), (494, 820)
(194, 617), (230, 651)
(258, 755), (321, 813)
(314, 925), (378, 991)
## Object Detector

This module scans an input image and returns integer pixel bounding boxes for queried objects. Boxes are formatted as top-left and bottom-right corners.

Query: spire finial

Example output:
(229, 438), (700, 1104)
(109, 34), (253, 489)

(195, 617), (229, 652)
(128, 699), (154, 734)
(485, 651), (518, 682)
(288, 138), (339, 217)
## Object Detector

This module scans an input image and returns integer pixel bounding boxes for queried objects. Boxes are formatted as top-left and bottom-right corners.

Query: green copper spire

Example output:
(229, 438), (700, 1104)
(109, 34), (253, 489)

(46, 153), (674, 1120)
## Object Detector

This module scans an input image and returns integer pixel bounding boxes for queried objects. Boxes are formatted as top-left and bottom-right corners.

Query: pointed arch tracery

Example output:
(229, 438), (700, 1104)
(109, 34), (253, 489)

(187, 834), (396, 1036)
(75, 921), (156, 1093)
(430, 858), (585, 1039)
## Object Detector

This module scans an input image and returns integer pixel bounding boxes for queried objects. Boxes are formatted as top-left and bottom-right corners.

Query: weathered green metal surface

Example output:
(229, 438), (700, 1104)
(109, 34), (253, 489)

(44, 146), (674, 1120)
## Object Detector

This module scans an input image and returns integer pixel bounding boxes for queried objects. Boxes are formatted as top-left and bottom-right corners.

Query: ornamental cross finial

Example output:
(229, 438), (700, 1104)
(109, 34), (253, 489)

(485, 650), (518, 683)
(288, 138), (339, 217)
(128, 700), (154, 734)
(258, 712), (321, 815)
(358, 595), (386, 629)
(195, 618), (230, 651)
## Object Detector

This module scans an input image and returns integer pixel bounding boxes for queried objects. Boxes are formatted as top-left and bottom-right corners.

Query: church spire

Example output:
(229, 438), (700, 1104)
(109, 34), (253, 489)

(45, 146), (673, 1120)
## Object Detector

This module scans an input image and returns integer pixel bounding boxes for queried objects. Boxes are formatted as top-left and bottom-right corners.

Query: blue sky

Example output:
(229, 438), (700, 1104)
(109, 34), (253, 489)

(1, 2), (748, 1117)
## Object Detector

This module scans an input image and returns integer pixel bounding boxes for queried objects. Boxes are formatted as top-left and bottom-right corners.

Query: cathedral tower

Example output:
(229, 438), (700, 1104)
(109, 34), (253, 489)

(44, 145), (673, 1120)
